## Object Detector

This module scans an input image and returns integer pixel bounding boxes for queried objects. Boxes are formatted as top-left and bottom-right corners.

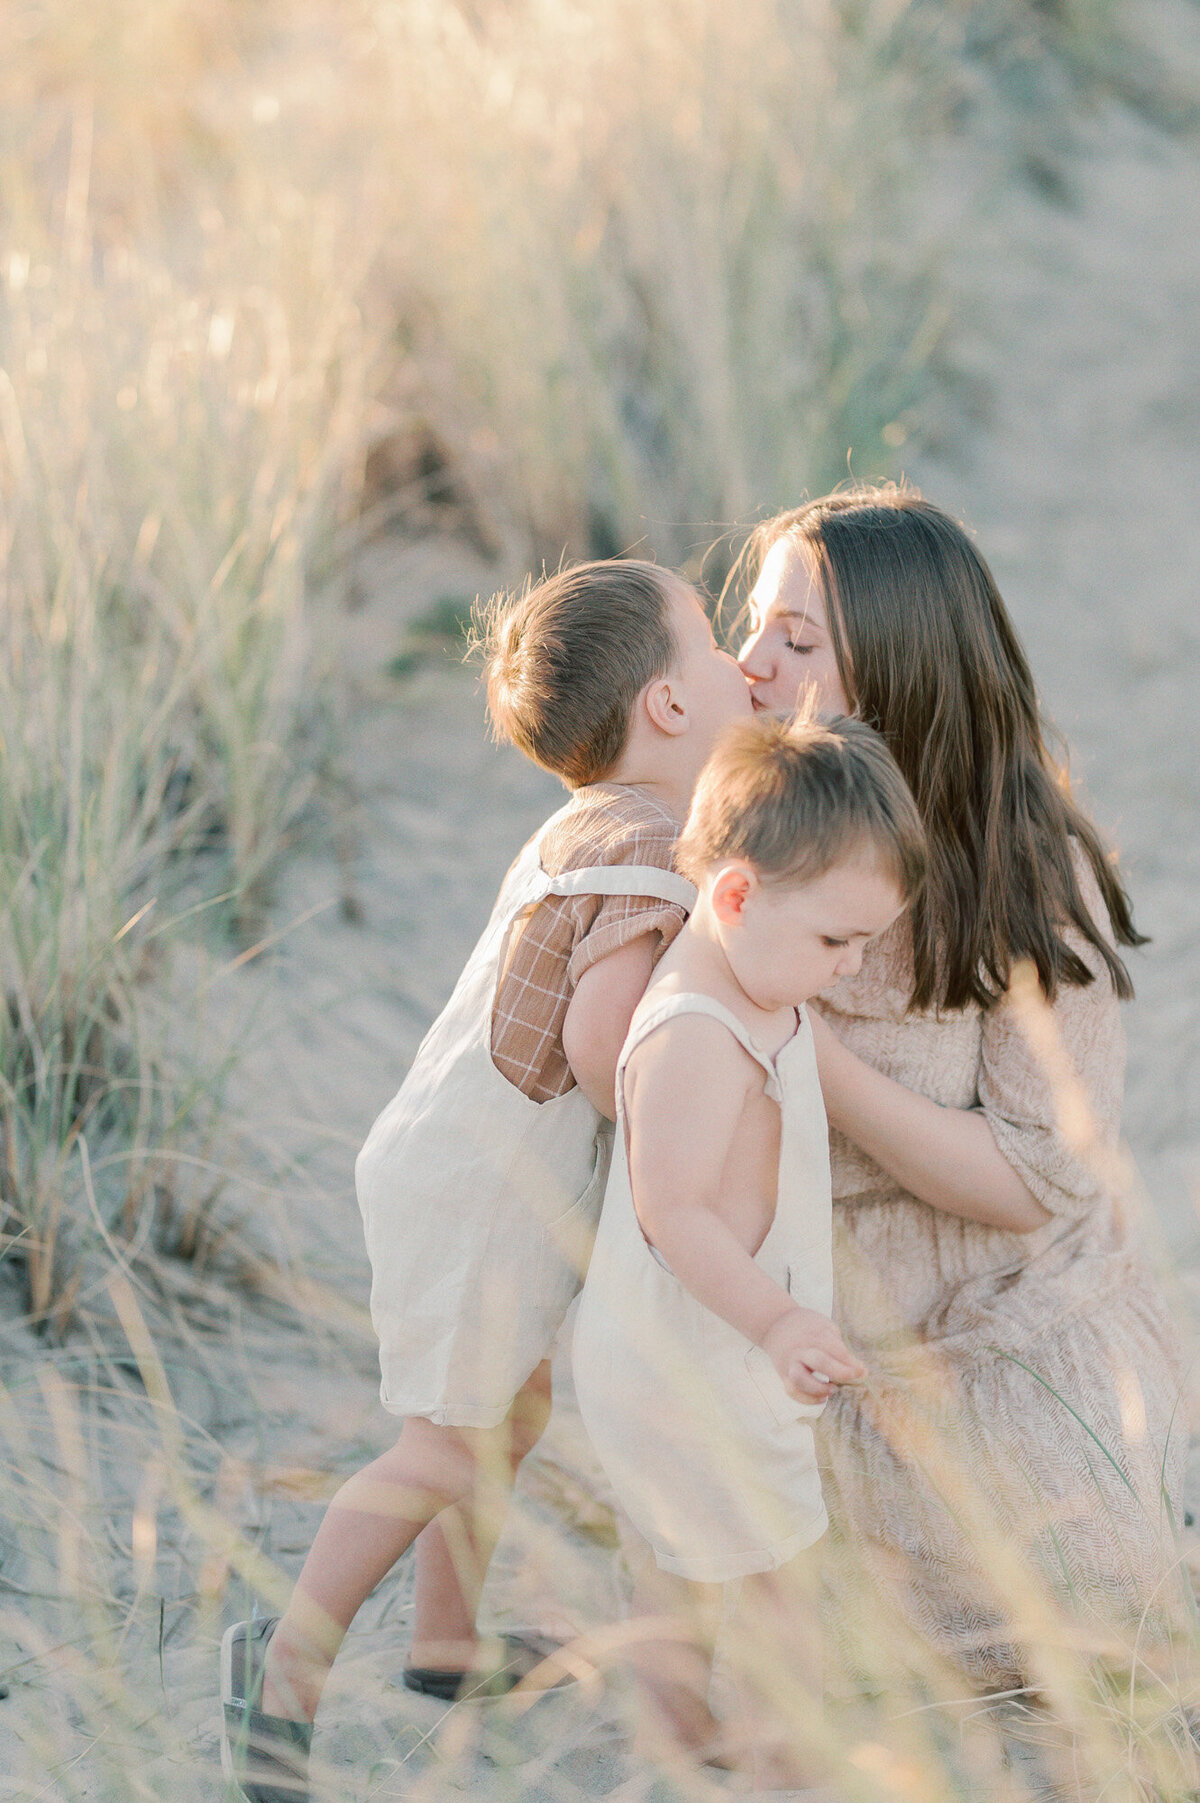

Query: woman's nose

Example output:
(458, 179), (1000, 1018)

(737, 630), (771, 679)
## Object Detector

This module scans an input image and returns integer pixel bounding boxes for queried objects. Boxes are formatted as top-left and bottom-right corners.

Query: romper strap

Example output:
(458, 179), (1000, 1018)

(543, 865), (697, 909)
(618, 991), (788, 1102)
(496, 859), (696, 932)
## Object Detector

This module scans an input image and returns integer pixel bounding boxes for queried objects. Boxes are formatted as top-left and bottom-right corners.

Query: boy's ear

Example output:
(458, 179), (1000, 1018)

(642, 675), (688, 737)
(710, 863), (756, 924)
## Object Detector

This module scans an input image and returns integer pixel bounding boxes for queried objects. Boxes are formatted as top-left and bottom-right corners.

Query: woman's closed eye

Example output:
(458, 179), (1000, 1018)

(821, 936), (849, 949)
(785, 637), (818, 656)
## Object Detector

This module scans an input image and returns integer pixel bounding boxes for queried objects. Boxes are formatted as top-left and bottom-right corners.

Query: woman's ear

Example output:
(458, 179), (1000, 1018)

(710, 862), (756, 925)
(642, 675), (688, 737)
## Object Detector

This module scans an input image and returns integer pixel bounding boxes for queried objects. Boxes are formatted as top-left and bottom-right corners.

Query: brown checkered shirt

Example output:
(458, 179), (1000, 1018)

(490, 783), (687, 1102)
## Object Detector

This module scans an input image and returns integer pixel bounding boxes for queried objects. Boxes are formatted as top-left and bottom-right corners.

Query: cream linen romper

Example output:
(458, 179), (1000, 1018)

(355, 802), (696, 1430)
(572, 990), (833, 1582)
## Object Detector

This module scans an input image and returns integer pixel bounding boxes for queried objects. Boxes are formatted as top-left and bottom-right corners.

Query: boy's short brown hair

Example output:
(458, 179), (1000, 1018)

(477, 559), (681, 788)
(676, 711), (926, 899)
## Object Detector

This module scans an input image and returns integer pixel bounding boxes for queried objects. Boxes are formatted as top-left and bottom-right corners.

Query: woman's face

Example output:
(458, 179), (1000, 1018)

(738, 536), (851, 716)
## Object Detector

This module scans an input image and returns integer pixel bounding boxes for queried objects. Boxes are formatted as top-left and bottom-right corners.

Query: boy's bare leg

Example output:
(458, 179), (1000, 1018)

(616, 1520), (725, 1766)
(262, 1366), (556, 1718)
(261, 1414), (513, 1720)
(724, 1546), (827, 1790)
(628, 1571), (724, 1764)
(408, 1515), (481, 1672)
(617, 1537), (829, 1787)
(407, 1362), (554, 1675)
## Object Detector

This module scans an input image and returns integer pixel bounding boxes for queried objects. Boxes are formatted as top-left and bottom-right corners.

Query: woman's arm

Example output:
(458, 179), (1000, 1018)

(808, 1008), (1052, 1233)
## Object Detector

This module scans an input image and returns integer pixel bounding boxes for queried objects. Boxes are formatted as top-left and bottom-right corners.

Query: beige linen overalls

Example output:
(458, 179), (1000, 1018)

(354, 803), (696, 1430)
(572, 989), (833, 1582)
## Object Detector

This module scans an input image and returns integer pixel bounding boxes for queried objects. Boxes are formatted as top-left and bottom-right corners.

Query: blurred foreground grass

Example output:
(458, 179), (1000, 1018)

(0, 1), (1196, 1798)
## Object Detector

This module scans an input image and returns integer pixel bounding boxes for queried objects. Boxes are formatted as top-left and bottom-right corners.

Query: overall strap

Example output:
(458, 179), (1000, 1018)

(618, 990), (784, 1102)
(543, 864), (696, 909)
(495, 856), (695, 935)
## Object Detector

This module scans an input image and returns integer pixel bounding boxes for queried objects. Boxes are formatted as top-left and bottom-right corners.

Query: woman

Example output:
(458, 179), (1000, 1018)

(735, 485), (1188, 1689)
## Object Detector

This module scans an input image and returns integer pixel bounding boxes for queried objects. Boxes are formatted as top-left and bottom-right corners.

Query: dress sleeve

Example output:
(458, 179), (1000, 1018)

(978, 859), (1127, 1219)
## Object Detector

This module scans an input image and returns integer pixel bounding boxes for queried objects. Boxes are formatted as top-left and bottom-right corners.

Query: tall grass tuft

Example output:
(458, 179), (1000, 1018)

(0, 11), (381, 1319)
(358, 0), (954, 565)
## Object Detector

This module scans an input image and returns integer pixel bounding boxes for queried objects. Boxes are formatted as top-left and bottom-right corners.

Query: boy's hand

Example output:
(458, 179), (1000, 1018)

(759, 1306), (865, 1400)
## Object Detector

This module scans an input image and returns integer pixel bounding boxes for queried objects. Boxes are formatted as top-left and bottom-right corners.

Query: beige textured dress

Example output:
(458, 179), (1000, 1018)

(815, 860), (1188, 1686)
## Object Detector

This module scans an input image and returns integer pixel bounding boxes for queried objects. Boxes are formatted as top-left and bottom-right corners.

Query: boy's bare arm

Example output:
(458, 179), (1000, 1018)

(624, 1017), (863, 1398)
(562, 935), (658, 1119)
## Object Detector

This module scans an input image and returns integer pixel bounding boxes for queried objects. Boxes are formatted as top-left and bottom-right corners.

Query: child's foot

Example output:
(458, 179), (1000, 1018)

(220, 1618), (313, 1802)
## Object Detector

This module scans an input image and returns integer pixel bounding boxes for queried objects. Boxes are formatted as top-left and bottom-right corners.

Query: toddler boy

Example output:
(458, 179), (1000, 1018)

(220, 559), (749, 1801)
(573, 711), (925, 1791)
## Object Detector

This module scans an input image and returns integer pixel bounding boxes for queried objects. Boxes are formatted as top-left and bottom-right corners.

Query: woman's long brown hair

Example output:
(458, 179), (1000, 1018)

(742, 486), (1145, 1012)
